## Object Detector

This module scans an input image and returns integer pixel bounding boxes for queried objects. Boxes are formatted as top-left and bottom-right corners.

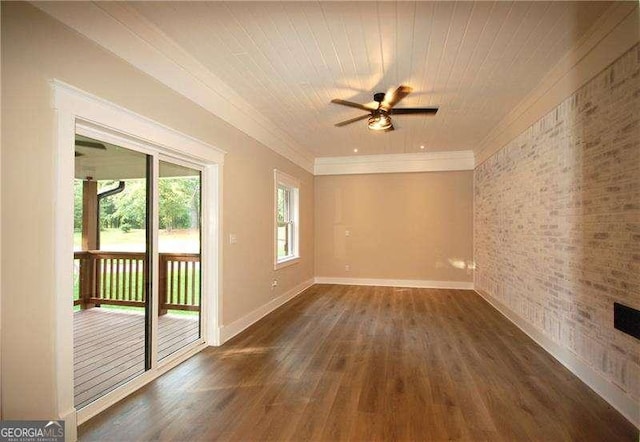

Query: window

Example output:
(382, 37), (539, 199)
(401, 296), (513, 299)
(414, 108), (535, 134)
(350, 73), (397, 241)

(274, 170), (300, 269)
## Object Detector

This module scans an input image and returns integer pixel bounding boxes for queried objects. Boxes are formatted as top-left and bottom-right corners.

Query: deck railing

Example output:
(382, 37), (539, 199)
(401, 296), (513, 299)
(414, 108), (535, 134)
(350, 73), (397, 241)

(74, 251), (200, 314)
(159, 253), (201, 315)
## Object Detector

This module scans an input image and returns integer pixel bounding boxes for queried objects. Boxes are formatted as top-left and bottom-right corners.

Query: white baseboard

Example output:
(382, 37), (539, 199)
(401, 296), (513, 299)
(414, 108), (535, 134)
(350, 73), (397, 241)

(475, 289), (640, 430)
(314, 277), (474, 290)
(219, 278), (315, 343)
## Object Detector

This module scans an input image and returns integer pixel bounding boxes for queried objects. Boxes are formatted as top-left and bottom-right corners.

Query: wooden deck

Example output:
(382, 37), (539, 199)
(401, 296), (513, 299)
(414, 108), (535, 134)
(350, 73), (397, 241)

(74, 308), (199, 409)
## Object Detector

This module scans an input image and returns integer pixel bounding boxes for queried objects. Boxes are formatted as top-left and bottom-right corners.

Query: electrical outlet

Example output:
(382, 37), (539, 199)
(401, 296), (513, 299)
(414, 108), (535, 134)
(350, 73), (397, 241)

(271, 280), (278, 289)
(229, 233), (237, 244)
(345, 264), (350, 271)
(345, 230), (350, 237)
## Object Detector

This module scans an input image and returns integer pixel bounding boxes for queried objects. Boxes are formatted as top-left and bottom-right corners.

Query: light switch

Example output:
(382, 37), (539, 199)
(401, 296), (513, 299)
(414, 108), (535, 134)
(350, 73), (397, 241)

(229, 233), (237, 244)
(345, 230), (350, 237)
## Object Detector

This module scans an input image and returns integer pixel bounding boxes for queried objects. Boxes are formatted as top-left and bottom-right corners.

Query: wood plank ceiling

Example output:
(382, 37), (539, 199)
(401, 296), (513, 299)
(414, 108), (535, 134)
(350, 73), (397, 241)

(129, 1), (611, 158)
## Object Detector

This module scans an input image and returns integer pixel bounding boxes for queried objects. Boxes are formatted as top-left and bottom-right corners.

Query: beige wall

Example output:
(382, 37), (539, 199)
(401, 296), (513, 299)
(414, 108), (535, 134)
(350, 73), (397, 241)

(315, 171), (473, 282)
(223, 142), (314, 324)
(475, 44), (639, 413)
(1, 2), (313, 420)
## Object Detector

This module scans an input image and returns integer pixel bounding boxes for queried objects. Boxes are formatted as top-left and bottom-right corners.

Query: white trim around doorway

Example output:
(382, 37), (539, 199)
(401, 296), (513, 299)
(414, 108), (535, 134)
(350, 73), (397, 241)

(52, 80), (225, 435)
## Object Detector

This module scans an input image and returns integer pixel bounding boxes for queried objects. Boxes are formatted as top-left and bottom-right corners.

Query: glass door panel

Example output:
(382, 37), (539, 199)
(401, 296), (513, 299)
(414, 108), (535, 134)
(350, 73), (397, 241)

(157, 160), (202, 361)
(73, 135), (151, 409)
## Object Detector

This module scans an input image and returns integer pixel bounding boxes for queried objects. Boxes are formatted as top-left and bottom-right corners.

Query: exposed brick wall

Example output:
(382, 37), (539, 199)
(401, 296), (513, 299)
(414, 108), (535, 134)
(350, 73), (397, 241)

(475, 45), (640, 405)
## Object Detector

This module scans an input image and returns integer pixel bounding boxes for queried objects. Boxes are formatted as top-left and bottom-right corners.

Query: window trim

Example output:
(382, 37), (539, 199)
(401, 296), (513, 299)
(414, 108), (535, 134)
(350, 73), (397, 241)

(274, 169), (300, 270)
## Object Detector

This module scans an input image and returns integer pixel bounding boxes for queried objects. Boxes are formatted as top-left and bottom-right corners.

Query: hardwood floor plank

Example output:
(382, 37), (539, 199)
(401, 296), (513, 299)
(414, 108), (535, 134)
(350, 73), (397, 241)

(79, 285), (638, 441)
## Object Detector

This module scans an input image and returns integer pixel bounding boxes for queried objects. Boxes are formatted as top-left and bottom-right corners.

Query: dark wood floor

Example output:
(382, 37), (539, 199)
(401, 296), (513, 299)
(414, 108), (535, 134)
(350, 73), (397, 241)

(74, 309), (200, 409)
(79, 285), (637, 441)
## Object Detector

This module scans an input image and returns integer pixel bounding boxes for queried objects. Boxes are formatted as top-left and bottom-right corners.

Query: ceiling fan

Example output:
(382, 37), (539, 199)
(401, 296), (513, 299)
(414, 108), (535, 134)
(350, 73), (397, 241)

(331, 85), (438, 131)
(75, 140), (107, 157)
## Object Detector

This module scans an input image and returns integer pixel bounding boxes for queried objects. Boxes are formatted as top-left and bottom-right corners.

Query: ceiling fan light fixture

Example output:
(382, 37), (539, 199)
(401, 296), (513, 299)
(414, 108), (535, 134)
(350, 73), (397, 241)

(332, 85), (438, 130)
(367, 112), (392, 131)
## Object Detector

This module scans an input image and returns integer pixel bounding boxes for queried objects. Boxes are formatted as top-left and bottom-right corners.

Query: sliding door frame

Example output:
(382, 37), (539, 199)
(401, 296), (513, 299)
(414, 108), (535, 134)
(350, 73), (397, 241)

(156, 153), (208, 362)
(52, 81), (225, 436)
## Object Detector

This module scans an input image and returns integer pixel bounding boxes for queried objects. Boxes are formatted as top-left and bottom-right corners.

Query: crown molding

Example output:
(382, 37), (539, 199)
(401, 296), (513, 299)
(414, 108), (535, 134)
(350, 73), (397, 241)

(33, 1), (315, 173)
(475, 2), (639, 166)
(314, 150), (474, 176)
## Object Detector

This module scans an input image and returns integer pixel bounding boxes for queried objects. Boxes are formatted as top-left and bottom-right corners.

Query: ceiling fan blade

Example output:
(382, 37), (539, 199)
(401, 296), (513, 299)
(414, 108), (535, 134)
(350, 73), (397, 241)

(382, 85), (413, 110)
(390, 107), (438, 115)
(335, 114), (371, 127)
(75, 140), (107, 150)
(331, 99), (375, 112)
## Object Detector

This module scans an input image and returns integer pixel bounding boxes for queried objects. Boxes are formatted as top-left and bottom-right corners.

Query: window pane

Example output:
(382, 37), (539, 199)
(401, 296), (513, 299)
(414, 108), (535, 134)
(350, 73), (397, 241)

(275, 172), (299, 265)
(158, 160), (202, 362)
(277, 185), (290, 259)
(73, 135), (149, 409)
(277, 222), (288, 258)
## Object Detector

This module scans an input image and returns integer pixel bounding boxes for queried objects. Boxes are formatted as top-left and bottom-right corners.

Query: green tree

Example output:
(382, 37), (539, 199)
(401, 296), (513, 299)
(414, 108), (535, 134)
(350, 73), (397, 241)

(111, 180), (146, 229)
(78, 177), (200, 233)
(98, 181), (118, 230)
(74, 180), (83, 232)
(158, 177), (200, 231)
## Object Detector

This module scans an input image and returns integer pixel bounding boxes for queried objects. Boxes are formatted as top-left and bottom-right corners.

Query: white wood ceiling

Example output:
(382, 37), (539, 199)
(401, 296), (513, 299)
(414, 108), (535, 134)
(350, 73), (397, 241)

(127, 1), (611, 158)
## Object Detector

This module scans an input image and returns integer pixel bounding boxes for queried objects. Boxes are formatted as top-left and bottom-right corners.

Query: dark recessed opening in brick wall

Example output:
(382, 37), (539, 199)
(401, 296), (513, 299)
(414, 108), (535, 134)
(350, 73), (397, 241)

(613, 302), (640, 340)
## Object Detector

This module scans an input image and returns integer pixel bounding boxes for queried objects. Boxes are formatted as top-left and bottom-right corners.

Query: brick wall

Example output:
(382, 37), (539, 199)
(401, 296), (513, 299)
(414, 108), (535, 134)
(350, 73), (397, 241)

(475, 45), (639, 405)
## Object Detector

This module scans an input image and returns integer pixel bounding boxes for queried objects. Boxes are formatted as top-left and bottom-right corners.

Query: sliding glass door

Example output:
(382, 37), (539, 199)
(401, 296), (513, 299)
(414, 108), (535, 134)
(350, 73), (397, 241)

(73, 136), (151, 409)
(157, 160), (202, 361)
(73, 135), (204, 409)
